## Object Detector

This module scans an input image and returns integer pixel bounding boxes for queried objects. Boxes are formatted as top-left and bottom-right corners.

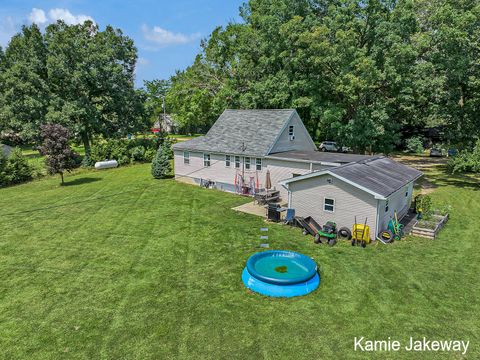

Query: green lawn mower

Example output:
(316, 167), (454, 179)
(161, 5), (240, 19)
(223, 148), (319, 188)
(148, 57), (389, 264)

(314, 221), (338, 246)
(379, 211), (404, 243)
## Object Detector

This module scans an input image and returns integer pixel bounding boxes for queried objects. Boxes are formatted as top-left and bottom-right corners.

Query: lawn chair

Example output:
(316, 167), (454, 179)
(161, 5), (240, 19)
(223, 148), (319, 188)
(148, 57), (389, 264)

(284, 209), (295, 225)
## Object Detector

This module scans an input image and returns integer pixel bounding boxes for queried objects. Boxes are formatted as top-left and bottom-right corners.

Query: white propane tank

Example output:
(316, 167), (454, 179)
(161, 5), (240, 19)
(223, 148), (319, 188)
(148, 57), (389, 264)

(94, 160), (118, 170)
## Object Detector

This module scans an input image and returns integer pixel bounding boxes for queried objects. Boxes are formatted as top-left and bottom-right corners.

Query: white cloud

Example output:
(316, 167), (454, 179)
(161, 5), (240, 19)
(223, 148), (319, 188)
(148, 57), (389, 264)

(137, 57), (150, 66)
(48, 8), (94, 25)
(28, 8), (47, 24)
(141, 24), (200, 47)
(26, 8), (95, 26)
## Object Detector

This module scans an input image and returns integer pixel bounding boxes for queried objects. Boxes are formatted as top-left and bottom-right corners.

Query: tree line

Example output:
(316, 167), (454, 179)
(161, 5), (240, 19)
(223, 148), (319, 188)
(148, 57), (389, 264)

(164, 0), (480, 153)
(0, 21), (147, 156)
(1, 1), (479, 155)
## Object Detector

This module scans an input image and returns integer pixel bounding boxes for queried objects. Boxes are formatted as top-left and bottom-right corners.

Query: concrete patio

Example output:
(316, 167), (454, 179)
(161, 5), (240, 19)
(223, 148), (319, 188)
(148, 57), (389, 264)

(232, 201), (266, 217)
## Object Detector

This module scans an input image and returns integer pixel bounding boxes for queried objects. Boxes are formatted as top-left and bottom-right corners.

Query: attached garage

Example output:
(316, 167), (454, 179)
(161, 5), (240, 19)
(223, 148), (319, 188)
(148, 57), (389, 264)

(280, 157), (422, 240)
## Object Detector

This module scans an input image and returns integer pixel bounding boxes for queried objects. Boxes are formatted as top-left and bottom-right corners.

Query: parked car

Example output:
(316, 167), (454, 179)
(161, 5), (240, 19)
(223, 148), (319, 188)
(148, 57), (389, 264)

(429, 148), (444, 157)
(319, 141), (350, 153)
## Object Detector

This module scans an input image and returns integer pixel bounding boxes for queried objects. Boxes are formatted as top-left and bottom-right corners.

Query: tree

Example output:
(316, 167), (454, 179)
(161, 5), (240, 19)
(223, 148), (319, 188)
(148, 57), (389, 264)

(143, 79), (171, 126)
(164, 0), (480, 152)
(40, 123), (78, 185)
(151, 141), (172, 179)
(44, 21), (145, 156)
(0, 24), (49, 143)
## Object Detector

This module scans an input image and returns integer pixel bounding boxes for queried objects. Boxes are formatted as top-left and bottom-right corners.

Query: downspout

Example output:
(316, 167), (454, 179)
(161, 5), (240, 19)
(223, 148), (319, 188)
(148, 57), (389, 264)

(309, 162), (313, 172)
(375, 198), (387, 244)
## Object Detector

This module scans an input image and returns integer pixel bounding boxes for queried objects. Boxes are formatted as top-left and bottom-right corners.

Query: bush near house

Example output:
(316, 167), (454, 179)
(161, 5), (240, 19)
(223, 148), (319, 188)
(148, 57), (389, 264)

(87, 137), (173, 166)
(0, 148), (33, 187)
(405, 136), (425, 154)
(151, 141), (172, 179)
(447, 139), (480, 174)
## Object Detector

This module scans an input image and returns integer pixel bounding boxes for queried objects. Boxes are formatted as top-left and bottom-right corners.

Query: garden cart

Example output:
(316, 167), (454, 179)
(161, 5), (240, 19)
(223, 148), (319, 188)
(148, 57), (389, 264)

(351, 217), (371, 248)
(379, 211), (404, 243)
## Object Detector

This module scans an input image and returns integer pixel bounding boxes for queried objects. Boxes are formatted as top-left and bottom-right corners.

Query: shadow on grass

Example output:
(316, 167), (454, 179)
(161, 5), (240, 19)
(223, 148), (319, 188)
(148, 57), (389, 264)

(63, 177), (102, 186)
(428, 173), (480, 191)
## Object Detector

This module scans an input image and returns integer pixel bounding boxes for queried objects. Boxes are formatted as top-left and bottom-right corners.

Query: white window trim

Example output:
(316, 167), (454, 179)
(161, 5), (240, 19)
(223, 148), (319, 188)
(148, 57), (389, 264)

(324, 197), (335, 213)
(225, 155), (231, 168)
(288, 125), (295, 140)
(256, 158), (262, 171)
(235, 155), (241, 169)
(183, 151), (190, 165)
(245, 157), (251, 170)
(203, 153), (211, 167)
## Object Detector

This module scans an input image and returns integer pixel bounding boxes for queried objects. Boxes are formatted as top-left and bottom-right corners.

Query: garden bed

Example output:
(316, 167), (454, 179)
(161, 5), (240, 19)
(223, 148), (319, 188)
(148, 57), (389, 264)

(411, 213), (449, 239)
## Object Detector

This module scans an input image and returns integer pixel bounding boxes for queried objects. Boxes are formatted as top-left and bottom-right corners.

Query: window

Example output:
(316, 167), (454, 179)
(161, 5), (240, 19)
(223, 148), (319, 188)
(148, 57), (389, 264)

(326, 177), (333, 184)
(183, 151), (190, 165)
(245, 157), (251, 170)
(256, 158), (262, 171)
(324, 198), (335, 212)
(288, 125), (295, 140)
(225, 155), (231, 167)
(385, 200), (389, 212)
(203, 153), (211, 167)
(235, 156), (241, 169)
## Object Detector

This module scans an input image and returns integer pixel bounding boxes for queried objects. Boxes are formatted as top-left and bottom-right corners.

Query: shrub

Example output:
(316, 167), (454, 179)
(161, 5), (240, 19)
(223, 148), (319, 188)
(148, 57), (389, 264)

(88, 138), (167, 166)
(415, 194), (433, 218)
(405, 136), (424, 154)
(447, 139), (480, 174)
(144, 148), (156, 162)
(130, 146), (146, 162)
(0, 148), (33, 187)
(151, 142), (172, 179)
(40, 124), (79, 185)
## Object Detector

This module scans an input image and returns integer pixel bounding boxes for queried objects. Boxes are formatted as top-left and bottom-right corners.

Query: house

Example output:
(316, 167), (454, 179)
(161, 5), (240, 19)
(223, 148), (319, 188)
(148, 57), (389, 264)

(1, 143), (13, 157)
(152, 114), (177, 134)
(173, 109), (422, 238)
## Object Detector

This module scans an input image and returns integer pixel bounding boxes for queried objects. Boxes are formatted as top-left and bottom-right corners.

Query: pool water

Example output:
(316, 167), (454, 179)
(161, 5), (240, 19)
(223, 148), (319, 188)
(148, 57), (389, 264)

(242, 250), (320, 297)
(254, 256), (309, 281)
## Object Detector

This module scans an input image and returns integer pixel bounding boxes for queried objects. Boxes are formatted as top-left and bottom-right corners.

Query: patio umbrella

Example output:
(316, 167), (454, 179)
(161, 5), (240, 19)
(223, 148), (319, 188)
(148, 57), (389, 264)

(265, 170), (272, 190)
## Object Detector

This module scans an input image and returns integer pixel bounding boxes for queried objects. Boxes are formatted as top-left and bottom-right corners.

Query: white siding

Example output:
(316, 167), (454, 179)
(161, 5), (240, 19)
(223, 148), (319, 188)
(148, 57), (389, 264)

(175, 150), (326, 202)
(264, 158), (312, 201)
(269, 112), (316, 153)
(174, 150), (268, 188)
(288, 174), (378, 240)
(378, 182), (414, 232)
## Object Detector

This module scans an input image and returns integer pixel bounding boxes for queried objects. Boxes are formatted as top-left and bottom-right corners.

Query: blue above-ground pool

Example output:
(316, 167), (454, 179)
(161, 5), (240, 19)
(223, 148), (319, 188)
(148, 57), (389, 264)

(242, 250), (320, 297)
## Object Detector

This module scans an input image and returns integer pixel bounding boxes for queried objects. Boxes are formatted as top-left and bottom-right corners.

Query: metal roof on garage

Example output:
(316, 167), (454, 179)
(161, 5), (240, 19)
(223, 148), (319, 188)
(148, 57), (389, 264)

(280, 157), (423, 199)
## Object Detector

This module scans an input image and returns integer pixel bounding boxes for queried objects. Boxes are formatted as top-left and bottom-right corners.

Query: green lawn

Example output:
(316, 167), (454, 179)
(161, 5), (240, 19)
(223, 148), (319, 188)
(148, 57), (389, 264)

(0, 163), (478, 359)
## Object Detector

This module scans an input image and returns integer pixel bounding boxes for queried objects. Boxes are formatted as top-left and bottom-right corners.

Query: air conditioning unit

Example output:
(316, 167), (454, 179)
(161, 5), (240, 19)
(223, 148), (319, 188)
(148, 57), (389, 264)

(289, 135), (295, 141)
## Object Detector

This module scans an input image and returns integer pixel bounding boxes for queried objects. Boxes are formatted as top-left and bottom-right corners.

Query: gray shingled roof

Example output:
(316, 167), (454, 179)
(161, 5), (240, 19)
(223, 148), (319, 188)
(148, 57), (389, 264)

(267, 150), (378, 164)
(173, 109), (295, 157)
(283, 157), (422, 199)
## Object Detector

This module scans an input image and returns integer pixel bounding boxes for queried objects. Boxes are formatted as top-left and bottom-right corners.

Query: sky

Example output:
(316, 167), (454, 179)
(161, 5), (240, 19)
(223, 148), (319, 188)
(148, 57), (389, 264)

(0, 0), (244, 87)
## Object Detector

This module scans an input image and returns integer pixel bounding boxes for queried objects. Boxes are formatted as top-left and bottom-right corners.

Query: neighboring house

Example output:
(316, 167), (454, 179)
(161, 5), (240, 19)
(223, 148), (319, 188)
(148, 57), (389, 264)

(152, 114), (177, 134)
(173, 109), (422, 238)
(0, 143), (13, 157)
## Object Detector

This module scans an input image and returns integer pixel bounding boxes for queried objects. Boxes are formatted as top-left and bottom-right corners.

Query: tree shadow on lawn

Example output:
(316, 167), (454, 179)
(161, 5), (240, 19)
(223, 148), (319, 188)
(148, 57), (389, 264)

(63, 177), (102, 186)
(427, 172), (480, 191)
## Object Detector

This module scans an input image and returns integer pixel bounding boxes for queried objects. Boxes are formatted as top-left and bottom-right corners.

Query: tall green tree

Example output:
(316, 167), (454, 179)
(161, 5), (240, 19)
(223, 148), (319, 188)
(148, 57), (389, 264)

(165, 0), (480, 153)
(0, 24), (49, 142)
(44, 21), (145, 156)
